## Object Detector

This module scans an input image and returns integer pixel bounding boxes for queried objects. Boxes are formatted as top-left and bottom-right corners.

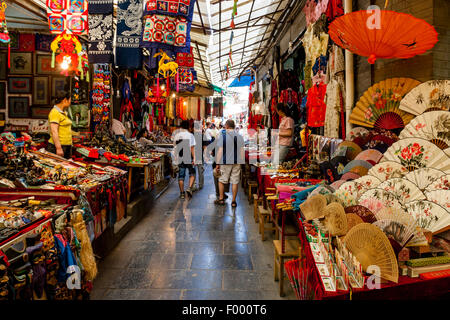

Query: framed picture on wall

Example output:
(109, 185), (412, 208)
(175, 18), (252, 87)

(10, 52), (33, 75)
(0, 112), (5, 127)
(52, 77), (68, 98)
(0, 52), (6, 80)
(8, 77), (32, 94)
(8, 96), (30, 118)
(33, 76), (49, 105)
(36, 54), (57, 75)
(0, 82), (5, 109)
(31, 107), (52, 119)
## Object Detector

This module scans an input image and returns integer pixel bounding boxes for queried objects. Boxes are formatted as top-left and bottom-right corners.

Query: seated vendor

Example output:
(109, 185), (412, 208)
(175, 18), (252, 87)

(111, 118), (127, 142)
(47, 91), (74, 159)
(137, 129), (153, 148)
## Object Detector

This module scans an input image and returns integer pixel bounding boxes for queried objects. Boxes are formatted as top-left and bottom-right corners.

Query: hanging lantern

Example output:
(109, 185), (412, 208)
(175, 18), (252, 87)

(50, 31), (83, 76)
(0, 1), (10, 68)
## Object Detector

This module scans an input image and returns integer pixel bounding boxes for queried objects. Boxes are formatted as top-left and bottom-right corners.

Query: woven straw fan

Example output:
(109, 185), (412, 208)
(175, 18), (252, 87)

(322, 203), (348, 236)
(368, 161), (408, 181)
(404, 168), (446, 191)
(424, 174), (450, 192)
(345, 205), (377, 223)
(374, 207), (428, 247)
(381, 138), (450, 173)
(399, 80), (450, 116)
(350, 78), (420, 129)
(346, 213), (364, 233)
(300, 194), (327, 221)
(344, 223), (399, 283)
(377, 178), (426, 204)
(405, 200), (450, 235)
(399, 111), (450, 150)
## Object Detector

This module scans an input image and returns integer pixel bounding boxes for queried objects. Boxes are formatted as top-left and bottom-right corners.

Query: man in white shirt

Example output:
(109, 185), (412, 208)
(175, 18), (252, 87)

(173, 120), (196, 199)
(204, 122), (213, 143)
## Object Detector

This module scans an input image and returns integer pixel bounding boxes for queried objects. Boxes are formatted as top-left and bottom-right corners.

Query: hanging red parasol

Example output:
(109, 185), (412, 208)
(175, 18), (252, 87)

(329, 10), (438, 64)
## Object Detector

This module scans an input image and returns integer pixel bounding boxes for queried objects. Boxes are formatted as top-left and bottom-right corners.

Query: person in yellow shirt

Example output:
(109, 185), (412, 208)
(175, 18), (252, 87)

(47, 91), (74, 158)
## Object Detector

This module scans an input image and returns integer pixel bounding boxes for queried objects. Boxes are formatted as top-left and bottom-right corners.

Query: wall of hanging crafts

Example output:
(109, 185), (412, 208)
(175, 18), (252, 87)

(91, 63), (112, 131)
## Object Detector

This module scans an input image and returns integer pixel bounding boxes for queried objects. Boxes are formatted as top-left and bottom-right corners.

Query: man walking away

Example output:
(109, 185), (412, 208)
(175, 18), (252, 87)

(215, 120), (245, 208)
(193, 121), (204, 191)
(173, 120), (196, 199)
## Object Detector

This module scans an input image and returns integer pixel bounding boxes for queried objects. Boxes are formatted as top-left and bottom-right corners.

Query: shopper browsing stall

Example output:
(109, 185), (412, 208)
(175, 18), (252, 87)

(275, 103), (294, 164)
(47, 91), (74, 159)
(111, 118), (127, 142)
(173, 120), (196, 199)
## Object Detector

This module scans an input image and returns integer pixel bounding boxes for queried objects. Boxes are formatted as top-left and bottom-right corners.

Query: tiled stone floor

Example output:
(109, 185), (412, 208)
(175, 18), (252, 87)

(91, 167), (296, 300)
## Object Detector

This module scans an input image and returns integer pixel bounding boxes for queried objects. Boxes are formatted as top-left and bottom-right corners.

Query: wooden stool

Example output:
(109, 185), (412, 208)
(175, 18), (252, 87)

(258, 205), (276, 241)
(248, 181), (258, 204)
(273, 239), (300, 297)
(253, 194), (262, 223)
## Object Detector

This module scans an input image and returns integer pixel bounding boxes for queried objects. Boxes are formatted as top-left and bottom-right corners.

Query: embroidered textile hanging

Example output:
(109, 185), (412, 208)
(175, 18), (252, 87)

(91, 64), (111, 130)
(46, 0), (88, 35)
(35, 34), (54, 52)
(88, 0), (114, 14)
(144, 0), (196, 20)
(176, 46), (194, 67)
(18, 34), (35, 52)
(116, 0), (143, 69)
(88, 14), (114, 63)
(141, 14), (192, 53)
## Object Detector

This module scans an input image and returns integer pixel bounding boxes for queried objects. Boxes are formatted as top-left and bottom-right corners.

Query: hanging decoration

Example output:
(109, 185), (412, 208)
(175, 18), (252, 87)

(0, 0), (10, 68)
(154, 49), (178, 78)
(35, 34), (54, 52)
(88, 0), (114, 14)
(46, 0), (89, 35)
(88, 13), (114, 63)
(50, 31), (83, 76)
(144, 0), (197, 20)
(115, 0), (143, 69)
(91, 64), (111, 129)
(329, 10), (438, 64)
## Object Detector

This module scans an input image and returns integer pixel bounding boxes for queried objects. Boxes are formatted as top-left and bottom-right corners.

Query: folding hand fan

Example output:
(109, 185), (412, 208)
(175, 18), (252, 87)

(309, 185), (333, 197)
(425, 174), (450, 192)
(399, 111), (450, 150)
(349, 166), (369, 177)
(359, 198), (389, 215)
(355, 149), (384, 165)
(346, 213), (364, 233)
(377, 178), (426, 204)
(359, 188), (404, 212)
(300, 194), (327, 221)
(338, 141), (362, 160)
(353, 136), (371, 148)
(424, 190), (450, 212)
(345, 205), (377, 223)
(372, 128), (400, 142)
(347, 127), (370, 141)
(373, 219), (417, 248)
(405, 200), (450, 234)
(342, 160), (373, 174)
(368, 161), (408, 181)
(330, 156), (348, 177)
(354, 175), (382, 194)
(330, 179), (346, 191)
(341, 172), (361, 181)
(381, 138), (450, 172)
(399, 80), (450, 116)
(374, 207), (428, 247)
(404, 168), (446, 191)
(349, 78), (421, 129)
(323, 203), (348, 236)
(364, 140), (390, 154)
(335, 181), (359, 207)
(343, 223), (399, 283)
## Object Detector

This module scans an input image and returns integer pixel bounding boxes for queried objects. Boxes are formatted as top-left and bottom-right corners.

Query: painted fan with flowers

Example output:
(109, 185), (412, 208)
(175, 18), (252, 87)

(347, 127), (370, 141)
(399, 111), (450, 150)
(354, 175), (382, 194)
(359, 198), (390, 215)
(359, 188), (404, 212)
(349, 78), (421, 129)
(377, 178), (426, 204)
(335, 181), (359, 207)
(381, 138), (450, 172)
(330, 179), (346, 191)
(404, 168), (446, 191)
(341, 172), (361, 181)
(424, 190), (450, 212)
(355, 149), (384, 165)
(399, 80), (450, 116)
(425, 174), (450, 192)
(368, 161), (408, 181)
(405, 200), (450, 235)
(345, 205), (377, 223)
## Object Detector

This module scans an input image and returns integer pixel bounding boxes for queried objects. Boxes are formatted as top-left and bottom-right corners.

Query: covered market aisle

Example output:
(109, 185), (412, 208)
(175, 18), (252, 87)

(91, 167), (294, 300)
